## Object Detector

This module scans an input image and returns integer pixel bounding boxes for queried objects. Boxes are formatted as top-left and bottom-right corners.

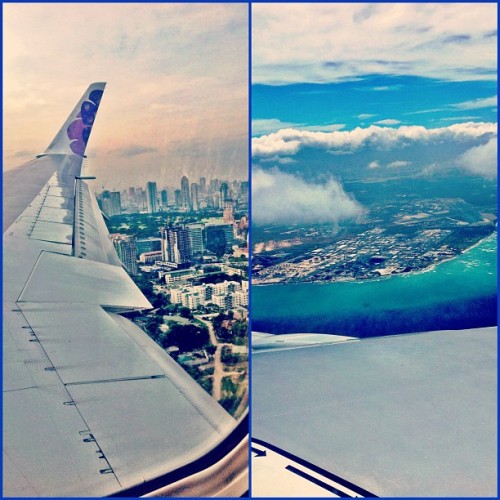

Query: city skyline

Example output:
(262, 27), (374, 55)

(4, 3), (248, 188)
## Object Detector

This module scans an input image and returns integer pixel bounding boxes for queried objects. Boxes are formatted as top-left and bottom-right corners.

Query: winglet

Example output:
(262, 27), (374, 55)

(44, 82), (106, 157)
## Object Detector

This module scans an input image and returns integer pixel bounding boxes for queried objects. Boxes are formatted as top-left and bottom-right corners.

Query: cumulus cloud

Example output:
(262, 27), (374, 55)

(252, 167), (365, 225)
(456, 137), (497, 178)
(253, 122), (497, 158)
(368, 160), (380, 169)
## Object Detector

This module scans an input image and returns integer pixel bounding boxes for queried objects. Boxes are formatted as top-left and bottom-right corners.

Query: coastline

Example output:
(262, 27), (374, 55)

(253, 231), (497, 287)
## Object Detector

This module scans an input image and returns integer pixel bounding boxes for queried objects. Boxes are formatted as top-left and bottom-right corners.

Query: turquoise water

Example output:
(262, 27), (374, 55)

(252, 234), (497, 337)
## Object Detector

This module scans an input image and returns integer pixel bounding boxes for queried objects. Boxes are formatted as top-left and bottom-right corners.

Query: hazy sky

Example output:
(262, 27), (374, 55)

(251, 3), (497, 225)
(4, 3), (248, 190)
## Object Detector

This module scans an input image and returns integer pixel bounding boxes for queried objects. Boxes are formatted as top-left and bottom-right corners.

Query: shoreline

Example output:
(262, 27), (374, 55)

(253, 232), (496, 288)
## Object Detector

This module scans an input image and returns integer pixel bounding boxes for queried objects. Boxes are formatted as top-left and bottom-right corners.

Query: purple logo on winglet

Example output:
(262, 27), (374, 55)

(67, 89), (103, 156)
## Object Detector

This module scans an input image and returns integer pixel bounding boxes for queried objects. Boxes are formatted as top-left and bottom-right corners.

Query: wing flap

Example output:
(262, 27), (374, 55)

(18, 251), (150, 311)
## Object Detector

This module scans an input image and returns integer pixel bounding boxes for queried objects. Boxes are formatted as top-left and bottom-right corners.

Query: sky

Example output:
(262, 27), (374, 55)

(3, 3), (248, 190)
(251, 3), (497, 225)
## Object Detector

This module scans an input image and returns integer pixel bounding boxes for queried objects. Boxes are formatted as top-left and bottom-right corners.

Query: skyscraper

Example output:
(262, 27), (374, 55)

(180, 176), (191, 211)
(191, 182), (200, 211)
(160, 189), (168, 209)
(205, 222), (235, 257)
(163, 226), (192, 267)
(111, 234), (138, 275)
(186, 223), (205, 256)
(174, 189), (182, 208)
(100, 190), (121, 216)
(146, 181), (158, 213)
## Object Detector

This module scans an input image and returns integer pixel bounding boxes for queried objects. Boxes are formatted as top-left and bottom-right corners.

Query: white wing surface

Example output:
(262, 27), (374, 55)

(252, 328), (497, 497)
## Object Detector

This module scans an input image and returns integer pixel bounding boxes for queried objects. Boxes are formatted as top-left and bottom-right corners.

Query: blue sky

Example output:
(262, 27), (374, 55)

(251, 3), (497, 225)
(253, 75), (497, 134)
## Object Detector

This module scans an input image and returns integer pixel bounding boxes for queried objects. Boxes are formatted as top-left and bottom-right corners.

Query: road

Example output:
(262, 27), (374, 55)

(195, 315), (224, 401)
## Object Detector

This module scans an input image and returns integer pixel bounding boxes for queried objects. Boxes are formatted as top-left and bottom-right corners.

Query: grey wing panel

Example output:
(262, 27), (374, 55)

(252, 328), (497, 497)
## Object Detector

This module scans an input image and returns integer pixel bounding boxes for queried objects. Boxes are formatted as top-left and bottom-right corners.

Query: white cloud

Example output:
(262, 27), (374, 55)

(252, 119), (299, 135)
(451, 96), (497, 110)
(253, 119), (345, 136)
(297, 124), (345, 132)
(358, 113), (376, 119)
(456, 137), (497, 178)
(253, 3), (497, 84)
(260, 155), (297, 165)
(252, 168), (365, 225)
(252, 122), (497, 158)
(387, 160), (411, 168)
(368, 160), (380, 169)
(374, 119), (401, 125)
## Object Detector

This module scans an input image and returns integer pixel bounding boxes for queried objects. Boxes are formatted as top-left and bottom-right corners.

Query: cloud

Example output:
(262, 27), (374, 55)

(387, 160), (411, 168)
(297, 124), (345, 132)
(260, 155), (297, 165)
(253, 4), (497, 84)
(3, 4), (248, 187)
(374, 119), (401, 125)
(252, 168), (364, 225)
(368, 160), (380, 169)
(119, 145), (158, 157)
(456, 138), (497, 178)
(253, 122), (497, 158)
(358, 114), (376, 119)
(253, 119), (345, 136)
(451, 96), (497, 110)
(253, 118), (299, 135)
(371, 86), (396, 91)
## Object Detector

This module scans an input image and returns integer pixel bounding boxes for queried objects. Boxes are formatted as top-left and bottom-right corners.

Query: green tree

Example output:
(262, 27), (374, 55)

(161, 323), (209, 352)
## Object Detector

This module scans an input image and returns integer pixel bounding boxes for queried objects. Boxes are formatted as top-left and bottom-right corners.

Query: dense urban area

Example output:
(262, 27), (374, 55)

(100, 175), (249, 418)
(253, 179), (497, 285)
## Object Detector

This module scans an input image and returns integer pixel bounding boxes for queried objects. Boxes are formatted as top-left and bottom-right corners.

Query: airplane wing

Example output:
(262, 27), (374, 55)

(3, 83), (246, 496)
(252, 328), (497, 497)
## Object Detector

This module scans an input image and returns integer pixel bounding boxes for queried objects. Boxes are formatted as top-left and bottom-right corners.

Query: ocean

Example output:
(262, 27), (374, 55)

(251, 233), (497, 337)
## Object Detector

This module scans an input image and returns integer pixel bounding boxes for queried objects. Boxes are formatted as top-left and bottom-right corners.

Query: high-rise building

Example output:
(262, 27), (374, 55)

(160, 189), (168, 209)
(100, 190), (121, 216)
(174, 189), (182, 208)
(199, 176), (206, 193)
(210, 179), (220, 193)
(191, 183), (200, 211)
(146, 181), (158, 213)
(111, 234), (138, 275)
(205, 222), (235, 257)
(136, 237), (163, 257)
(136, 187), (146, 210)
(180, 176), (191, 211)
(163, 226), (192, 267)
(186, 223), (205, 256)
(109, 191), (122, 216)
